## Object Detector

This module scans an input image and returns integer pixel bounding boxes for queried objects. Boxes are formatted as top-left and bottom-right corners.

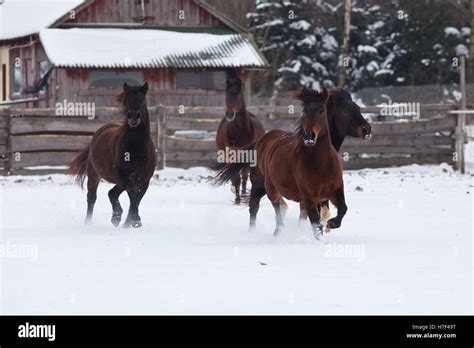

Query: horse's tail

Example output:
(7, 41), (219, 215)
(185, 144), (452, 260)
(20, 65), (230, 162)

(210, 144), (256, 187)
(67, 144), (90, 189)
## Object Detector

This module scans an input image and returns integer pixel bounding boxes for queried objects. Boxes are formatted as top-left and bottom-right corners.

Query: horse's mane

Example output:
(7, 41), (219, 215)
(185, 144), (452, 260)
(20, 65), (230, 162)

(225, 68), (246, 96)
(115, 92), (126, 112)
(328, 87), (352, 103)
(293, 88), (327, 136)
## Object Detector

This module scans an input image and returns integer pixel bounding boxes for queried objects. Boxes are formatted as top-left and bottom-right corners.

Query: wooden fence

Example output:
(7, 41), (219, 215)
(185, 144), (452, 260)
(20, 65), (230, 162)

(0, 104), (460, 175)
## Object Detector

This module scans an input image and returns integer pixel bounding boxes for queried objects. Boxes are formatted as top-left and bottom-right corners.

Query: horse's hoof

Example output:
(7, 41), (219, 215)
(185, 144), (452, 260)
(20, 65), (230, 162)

(234, 198), (241, 205)
(326, 218), (340, 229)
(312, 224), (323, 240)
(111, 216), (121, 227)
(273, 226), (283, 237)
(132, 221), (142, 228)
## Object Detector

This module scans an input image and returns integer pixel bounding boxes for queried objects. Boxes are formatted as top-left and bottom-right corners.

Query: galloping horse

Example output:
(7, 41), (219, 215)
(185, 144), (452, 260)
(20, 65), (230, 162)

(300, 87), (371, 222)
(212, 86), (371, 228)
(215, 68), (265, 203)
(68, 82), (156, 228)
(214, 88), (347, 239)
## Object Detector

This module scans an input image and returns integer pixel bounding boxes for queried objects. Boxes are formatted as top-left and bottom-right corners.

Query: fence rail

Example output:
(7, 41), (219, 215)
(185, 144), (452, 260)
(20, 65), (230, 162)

(0, 104), (464, 175)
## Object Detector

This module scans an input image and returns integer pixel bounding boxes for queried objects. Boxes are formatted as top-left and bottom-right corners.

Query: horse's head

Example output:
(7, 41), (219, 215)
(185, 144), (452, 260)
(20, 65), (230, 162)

(118, 82), (149, 128)
(225, 68), (244, 121)
(328, 88), (372, 141)
(294, 87), (329, 147)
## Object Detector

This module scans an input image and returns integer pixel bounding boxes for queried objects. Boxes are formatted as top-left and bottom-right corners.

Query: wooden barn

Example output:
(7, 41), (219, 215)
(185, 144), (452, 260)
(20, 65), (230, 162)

(0, 0), (267, 108)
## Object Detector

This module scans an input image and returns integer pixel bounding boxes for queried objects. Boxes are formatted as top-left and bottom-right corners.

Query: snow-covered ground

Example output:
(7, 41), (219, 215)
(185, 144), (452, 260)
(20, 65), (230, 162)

(0, 164), (472, 314)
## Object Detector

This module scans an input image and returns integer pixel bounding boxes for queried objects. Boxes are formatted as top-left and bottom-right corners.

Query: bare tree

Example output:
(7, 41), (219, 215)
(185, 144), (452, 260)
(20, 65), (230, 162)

(469, 0), (474, 82)
(338, 0), (351, 86)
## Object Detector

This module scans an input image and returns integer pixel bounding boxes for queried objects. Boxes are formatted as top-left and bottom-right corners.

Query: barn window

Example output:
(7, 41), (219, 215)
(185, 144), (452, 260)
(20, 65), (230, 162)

(175, 71), (225, 90)
(12, 63), (21, 94)
(38, 61), (49, 94)
(89, 71), (144, 89)
(132, 0), (153, 22)
(39, 60), (49, 79)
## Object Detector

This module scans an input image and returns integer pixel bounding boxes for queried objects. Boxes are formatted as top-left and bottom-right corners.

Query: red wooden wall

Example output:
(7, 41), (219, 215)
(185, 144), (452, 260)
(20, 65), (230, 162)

(64, 0), (224, 26)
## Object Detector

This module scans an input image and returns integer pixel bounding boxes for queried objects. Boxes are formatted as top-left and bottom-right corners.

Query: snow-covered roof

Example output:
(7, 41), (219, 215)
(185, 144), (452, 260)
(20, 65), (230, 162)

(40, 28), (267, 69)
(0, 0), (84, 40)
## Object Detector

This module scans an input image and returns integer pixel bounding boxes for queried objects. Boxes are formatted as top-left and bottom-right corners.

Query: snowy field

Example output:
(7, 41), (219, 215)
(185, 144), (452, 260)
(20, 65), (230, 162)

(0, 164), (472, 314)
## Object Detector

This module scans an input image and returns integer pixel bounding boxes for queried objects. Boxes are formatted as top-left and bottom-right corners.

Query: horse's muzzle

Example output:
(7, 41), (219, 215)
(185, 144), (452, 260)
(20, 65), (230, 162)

(225, 111), (236, 122)
(362, 127), (372, 141)
(128, 119), (141, 127)
(303, 131), (317, 147)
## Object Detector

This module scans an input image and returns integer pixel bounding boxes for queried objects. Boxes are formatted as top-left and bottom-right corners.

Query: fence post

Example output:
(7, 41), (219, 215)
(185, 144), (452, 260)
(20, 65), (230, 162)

(156, 104), (166, 170)
(455, 55), (467, 173)
(2, 107), (11, 175)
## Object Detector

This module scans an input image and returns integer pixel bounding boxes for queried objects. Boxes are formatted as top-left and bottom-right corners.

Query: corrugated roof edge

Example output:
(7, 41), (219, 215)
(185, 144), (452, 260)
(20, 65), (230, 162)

(192, 0), (269, 69)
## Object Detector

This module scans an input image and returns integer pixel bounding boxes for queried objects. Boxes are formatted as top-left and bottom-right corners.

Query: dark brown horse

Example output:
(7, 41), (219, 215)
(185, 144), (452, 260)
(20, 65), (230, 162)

(67, 82), (156, 228)
(299, 87), (371, 222)
(212, 86), (371, 228)
(215, 68), (265, 203)
(214, 88), (347, 239)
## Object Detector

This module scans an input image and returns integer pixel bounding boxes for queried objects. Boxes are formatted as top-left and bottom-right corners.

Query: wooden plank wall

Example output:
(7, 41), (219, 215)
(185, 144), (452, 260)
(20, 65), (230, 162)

(63, 0), (223, 26)
(0, 105), (457, 175)
(2, 107), (160, 175)
(163, 106), (457, 169)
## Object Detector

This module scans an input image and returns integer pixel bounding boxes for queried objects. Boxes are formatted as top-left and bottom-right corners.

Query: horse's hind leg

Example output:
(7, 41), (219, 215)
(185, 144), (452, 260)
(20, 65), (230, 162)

(241, 167), (250, 196)
(249, 168), (265, 230)
(326, 188), (347, 230)
(85, 170), (100, 225)
(230, 173), (242, 204)
(299, 201), (329, 223)
(320, 200), (331, 224)
(108, 185), (125, 227)
(271, 200), (284, 236)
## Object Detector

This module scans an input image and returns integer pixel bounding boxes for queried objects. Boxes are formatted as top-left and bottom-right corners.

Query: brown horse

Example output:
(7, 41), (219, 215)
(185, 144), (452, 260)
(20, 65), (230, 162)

(67, 82), (156, 228)
(299, 87), (371, 222)
(214, 88), (347, 239)
(215, 68), (265, 203)
(212, 86), (371, 227)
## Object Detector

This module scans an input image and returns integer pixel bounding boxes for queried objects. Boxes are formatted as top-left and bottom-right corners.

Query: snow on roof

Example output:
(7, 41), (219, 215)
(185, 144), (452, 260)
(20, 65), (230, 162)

(40, 28), (267, 69)
(0, 0), (84, 40)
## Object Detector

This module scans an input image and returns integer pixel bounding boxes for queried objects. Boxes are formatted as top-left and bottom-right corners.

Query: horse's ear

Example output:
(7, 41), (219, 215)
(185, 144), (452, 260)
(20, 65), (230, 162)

(140, 82), (149, 95)
(300, 87), (309, 99)
(123, 82), (130, 92)
(291, 87), (307, 100)
(322, 88), (329, 103)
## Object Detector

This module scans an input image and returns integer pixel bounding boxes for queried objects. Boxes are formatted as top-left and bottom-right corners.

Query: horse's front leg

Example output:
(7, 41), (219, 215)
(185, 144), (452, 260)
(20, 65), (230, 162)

(123, 181), (149, 228)
(298, 202), (307, 223)
(108, 185), (125, 227)
(304, 196), (323, 240)
(326, 187), (347, 231)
